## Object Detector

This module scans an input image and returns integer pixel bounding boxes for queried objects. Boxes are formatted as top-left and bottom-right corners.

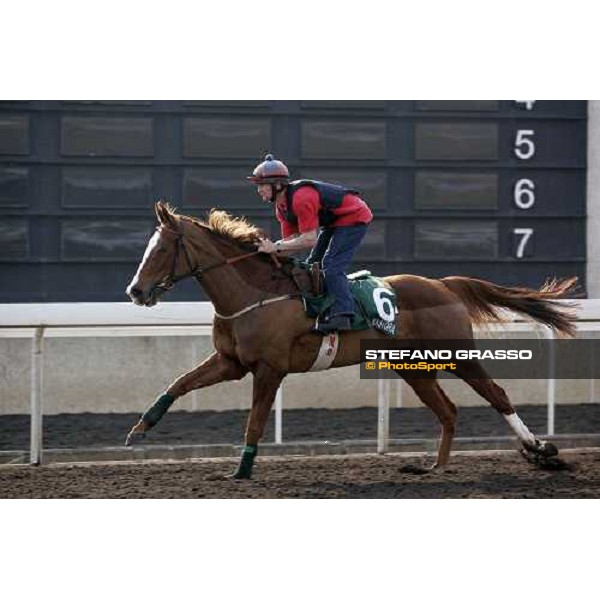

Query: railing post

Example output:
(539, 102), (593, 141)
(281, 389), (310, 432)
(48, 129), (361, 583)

(30, 327), (45, 465)
(275, 386), (283, 444)
(546, 327), (556, 436)
(377, 377), (390, 453)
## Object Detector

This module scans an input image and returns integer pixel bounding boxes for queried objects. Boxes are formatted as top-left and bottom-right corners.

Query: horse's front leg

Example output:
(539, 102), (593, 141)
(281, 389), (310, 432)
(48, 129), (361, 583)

(230, 362), (284, 479)
(125, 352), (247, 446)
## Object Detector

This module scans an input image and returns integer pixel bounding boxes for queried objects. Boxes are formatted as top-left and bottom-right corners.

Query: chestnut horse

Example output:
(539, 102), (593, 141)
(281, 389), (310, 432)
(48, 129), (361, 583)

(125, 202), (577, 478)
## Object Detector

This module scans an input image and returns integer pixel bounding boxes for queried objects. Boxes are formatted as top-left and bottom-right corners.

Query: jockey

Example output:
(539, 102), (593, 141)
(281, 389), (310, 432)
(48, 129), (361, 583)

(249, 153), (373, 333)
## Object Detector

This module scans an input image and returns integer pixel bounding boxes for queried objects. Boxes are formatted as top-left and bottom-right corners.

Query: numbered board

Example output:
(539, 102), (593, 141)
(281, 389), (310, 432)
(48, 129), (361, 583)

(0, 100), (587, 302)
(405, 100), (587, 289)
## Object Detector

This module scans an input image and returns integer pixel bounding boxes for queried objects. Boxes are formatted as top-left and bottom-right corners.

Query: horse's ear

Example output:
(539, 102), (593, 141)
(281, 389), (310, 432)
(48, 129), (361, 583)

(155, 201), (166, 224)
(155, 201), (177, 228)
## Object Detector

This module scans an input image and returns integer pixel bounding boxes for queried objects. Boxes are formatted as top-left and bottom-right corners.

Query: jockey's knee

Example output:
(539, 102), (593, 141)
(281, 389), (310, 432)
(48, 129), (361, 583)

(322, 264), (346, 279)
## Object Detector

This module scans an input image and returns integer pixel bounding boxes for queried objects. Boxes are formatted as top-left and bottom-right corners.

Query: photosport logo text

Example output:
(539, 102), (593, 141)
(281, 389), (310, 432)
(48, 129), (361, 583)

(363, 348), (532, 374)
(357, 338), (600, 380)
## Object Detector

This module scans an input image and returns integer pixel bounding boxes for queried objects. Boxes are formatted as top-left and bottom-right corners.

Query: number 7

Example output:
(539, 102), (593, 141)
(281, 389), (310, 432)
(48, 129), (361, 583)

(513, 228), (533, 258)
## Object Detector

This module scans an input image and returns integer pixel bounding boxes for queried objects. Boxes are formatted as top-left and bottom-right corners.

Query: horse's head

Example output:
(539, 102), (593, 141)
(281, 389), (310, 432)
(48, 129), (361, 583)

(126, 202), (195, 306)
(127, 201), (272, 306)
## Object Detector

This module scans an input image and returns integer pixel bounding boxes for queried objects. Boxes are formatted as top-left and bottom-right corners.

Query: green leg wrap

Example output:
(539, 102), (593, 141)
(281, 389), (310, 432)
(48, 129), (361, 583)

(232, 444), (258, 479)
(141, 393), (176, 428)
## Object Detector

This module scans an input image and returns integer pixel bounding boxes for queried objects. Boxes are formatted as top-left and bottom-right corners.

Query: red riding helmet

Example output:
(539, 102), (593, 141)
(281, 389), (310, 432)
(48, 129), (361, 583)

(247, 154), (290, 184)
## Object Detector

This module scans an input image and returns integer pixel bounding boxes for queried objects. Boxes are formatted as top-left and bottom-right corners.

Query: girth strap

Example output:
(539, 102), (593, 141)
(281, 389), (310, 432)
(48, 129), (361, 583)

(214, 294), (300, 320)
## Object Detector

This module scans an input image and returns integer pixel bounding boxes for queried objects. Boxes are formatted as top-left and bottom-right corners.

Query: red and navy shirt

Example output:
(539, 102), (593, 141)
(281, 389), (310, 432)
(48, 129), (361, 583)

(275, 185), (373, 238)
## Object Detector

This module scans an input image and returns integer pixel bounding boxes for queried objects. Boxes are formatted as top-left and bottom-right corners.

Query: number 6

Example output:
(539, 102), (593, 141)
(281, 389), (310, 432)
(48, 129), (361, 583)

(373, 288), (396, 322)
(514, 179), (535, 209)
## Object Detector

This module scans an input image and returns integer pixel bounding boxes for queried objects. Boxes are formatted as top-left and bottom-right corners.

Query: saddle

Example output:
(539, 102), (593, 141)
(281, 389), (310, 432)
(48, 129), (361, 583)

(282, 259), (398, 336)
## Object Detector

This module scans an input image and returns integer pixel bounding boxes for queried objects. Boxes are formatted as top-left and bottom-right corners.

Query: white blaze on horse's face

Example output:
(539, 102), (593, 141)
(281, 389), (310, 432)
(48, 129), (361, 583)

(126, 228), (173, 306)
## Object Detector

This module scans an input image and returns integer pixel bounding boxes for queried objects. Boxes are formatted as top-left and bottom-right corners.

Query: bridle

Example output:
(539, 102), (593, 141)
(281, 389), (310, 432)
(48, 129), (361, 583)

(153, 223), (258, 294)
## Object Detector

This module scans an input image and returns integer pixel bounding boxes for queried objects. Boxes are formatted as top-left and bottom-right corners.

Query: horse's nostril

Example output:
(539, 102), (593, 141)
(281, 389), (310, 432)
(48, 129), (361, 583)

(129, 287), (143, 298)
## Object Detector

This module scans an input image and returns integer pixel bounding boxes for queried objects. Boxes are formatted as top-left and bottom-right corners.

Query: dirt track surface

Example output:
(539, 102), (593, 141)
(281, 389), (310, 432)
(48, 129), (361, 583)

(1, 448), (599, 498)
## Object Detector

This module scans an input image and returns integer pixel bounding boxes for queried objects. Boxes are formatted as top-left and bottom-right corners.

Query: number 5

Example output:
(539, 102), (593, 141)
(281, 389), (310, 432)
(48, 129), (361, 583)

(513, 228), (533, 258)
(514, 130), (535, 160)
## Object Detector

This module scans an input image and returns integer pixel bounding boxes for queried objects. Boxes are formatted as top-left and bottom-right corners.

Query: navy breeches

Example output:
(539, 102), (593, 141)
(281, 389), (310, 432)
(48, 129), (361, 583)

(306, 224), (368, 316)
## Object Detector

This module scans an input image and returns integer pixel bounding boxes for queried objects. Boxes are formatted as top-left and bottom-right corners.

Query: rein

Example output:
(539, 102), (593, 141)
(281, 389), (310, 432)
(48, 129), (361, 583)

(154, 224), (297, 319)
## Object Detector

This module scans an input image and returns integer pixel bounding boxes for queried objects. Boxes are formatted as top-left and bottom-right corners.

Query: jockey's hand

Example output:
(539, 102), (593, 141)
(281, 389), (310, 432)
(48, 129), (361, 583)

(257, 239), (277, 254)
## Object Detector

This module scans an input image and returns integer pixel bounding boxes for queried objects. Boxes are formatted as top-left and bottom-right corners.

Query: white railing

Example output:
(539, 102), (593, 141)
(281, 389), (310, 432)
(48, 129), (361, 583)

(1, 300), (598, 464)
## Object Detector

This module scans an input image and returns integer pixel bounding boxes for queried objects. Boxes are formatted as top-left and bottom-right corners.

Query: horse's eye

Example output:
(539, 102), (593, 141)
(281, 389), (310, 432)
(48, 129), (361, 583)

(157, 247), (167, 254)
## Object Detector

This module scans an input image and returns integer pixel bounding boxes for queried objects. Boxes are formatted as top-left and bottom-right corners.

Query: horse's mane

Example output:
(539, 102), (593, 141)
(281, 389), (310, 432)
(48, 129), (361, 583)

(161, 202), (265, 249)
(203, 209), (264, 247)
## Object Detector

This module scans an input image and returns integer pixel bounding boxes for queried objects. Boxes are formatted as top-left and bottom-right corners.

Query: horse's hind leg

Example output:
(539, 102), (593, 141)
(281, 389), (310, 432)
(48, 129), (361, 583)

(402, 375), (458, 469)
(454, 361), (558, 461)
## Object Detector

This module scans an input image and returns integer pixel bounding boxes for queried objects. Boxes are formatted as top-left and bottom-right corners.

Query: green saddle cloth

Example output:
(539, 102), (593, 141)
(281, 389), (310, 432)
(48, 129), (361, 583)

(301, 267), (398, 336)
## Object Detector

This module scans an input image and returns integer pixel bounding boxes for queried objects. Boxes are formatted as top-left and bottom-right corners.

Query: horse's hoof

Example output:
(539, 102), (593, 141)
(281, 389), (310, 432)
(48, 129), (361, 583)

(523, 440), (558, 458)
(520, 448), (570, 471)
(540, 442), (559, 458)
(430, 463), (454, 473)
(520, 447), (540, 465)
(124, 431), (146, 447)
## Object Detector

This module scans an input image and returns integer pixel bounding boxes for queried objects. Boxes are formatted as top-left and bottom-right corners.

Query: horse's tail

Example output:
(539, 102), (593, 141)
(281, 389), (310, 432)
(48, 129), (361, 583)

(440, 276), (579, 337)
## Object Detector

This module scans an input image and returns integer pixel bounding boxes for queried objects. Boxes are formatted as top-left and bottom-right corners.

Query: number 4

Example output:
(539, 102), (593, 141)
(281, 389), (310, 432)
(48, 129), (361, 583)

(515, 100), (536, 110)
(513, 228), (534, 258)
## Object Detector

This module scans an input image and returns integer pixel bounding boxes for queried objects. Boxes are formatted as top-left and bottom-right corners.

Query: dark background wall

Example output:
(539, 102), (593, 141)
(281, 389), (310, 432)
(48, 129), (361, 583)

(0, 100), (587, 302)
